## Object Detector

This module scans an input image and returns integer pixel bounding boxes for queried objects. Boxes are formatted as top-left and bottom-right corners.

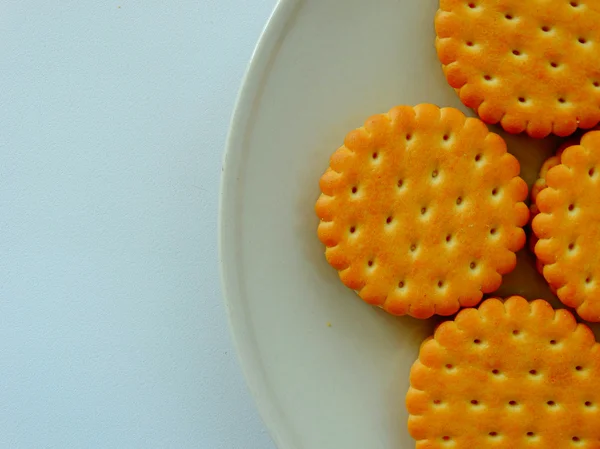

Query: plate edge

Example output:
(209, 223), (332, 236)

(218, 1), (305, 449)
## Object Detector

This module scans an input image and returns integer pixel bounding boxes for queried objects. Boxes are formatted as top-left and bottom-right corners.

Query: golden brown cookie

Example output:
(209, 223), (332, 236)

(407, 296), (600, 448)
(315, 104), (529, 319)
(436, 0), (600, 138)
(533, 130), (600, 322)
(529, 139), (578, 277)
(530, 143), (572, 219)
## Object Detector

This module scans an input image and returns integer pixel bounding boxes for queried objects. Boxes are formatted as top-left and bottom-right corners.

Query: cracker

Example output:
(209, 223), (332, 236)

(529, 140), (574, 277)
(530, 143), (572, 219)
(532, 130), (600, 322)
(315, 104), (528, 319)
(407, 296), (600, 448)
(436, 0), (600, 138)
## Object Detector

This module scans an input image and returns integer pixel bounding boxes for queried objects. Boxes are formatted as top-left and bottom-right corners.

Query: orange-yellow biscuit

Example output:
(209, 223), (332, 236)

(407, 296), (600, 448)
(532, 130), (600, 322)
(531, 128), (600, 219)
(315, 104), (529, 319)
(530, 129), (600, 270)
(530, 143), (572, 219)
(435, 0), (600, 138)
(529, 140), (574, 277)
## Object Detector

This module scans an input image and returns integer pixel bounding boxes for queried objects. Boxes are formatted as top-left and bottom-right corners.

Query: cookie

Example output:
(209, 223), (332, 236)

(435, 0), (600, 138)
(530, 143), (572, 219)
(315, 104), (529, 319)
(531, 128), (600, 219)
(407, 296), (600, 448)
(529, 139), (577, 277)
(532, 130), (600, 322)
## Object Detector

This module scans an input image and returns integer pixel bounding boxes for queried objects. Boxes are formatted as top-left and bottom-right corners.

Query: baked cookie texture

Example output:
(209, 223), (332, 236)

(533, 130), (600, 322)
(316, 104), (528, 319)
(407, 296), (600, 448)
(529, 140), (574, 278)
(436, 0), (600, 138)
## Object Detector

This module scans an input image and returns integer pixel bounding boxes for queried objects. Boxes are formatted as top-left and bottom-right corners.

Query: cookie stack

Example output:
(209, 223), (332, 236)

(315, 1), (600, 446)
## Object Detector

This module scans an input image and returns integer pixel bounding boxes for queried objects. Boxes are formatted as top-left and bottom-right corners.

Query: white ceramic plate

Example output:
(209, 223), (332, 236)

(219, 1), (577, 448)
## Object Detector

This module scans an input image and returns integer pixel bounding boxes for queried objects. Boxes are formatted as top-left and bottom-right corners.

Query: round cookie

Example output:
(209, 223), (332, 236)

(407, 296), (600, 448)
(529, 140), (574, 277)
(532, 130), (600, 322)
(435, 0), (600, 138)
(315, 104), (529, 319)
(530, 142), (572, 220)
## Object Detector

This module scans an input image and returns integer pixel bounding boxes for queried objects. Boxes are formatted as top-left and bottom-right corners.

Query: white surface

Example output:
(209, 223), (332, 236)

(221, 1), (563, 449)
(1, 1), (276, 448)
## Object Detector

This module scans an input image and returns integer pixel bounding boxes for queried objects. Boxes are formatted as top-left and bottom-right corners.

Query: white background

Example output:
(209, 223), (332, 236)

(1, 1), (277, 447)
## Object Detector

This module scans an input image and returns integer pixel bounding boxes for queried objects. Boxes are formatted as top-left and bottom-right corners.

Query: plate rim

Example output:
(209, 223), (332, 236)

(218, 1), (304, 449)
